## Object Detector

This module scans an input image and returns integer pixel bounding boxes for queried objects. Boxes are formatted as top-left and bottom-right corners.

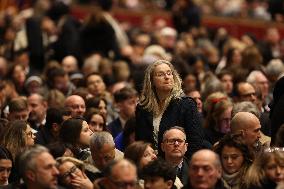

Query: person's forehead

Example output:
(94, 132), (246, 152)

(98, 143), (115, 154)
(112, 163), (136, 179)
(239, 83), (255, 93)
(222, 146), (242, 154)
(189, 91), (201, 98)
(0, 159), (12, 167)
(154, 63), (171, 72)
(88, 74), (103, 81)
(67, 96), (84, 104)
(256, 74), (268, 82)
(59, 161), (74, 170)
(36, 152), (56, 166)
(247, 120), (261, 130)
(164, 129), (185, 139)
(191, 151), (216, 165)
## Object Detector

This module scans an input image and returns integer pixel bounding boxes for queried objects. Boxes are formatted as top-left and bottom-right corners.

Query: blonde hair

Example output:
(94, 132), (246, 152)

(243, 148), (284, 188)
(56, 156), (85, 171)
(139, 60), (183, 115)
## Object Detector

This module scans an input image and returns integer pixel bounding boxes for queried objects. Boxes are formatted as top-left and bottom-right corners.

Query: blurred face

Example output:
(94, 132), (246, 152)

(183, 74), (197, 92)
(144, 177), (173, 189)
(25, 124), (35, 146)
(53, 75), (69, 93)
(62, 56), (78, 74)
(26, 81), (42, 94)
(220, 74), (233, 95)
(161, 129), (188, 161)
(238, 83), (256, 103)
(221, 146), (244, 174)
(242, 116), (261, 149)
(265, 156), (284, 184)
(12, 65), (26, 85)
(152, 64), (174, 95)
(217, 106), (232, 134)
(92, 143), (115, 171)
(88, 114), (105, 132)
(32, 152), (59, 189)
(110, 161), (137, 189)
(232, 49), (242, 65)
(139, 146), (157, 169)
(188, 91), (202, 113)
(58, 161), (84, 188)
(0, 159), (12, 185)
(79, 121), (93, 147)
(117, 97), (138, 120)
(189, 151), (221, 189)
(87, 75), (106, 96)
(98, 100), (107, 118)
(66, 96), (86, 118)
(28, 94), (47, 123)
(255, 73), (269, 99)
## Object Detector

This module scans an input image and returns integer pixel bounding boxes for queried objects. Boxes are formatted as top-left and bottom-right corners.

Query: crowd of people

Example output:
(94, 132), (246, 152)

(1, 0), (284, 189)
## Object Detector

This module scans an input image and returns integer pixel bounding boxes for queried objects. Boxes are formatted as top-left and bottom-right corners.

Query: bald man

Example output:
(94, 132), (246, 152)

(94, 159), (138, 189)
(187, 149), (224, 189)
(230, 112), (261, 151)
(62, 55), (78, 74)
(64, 95), (86, 118)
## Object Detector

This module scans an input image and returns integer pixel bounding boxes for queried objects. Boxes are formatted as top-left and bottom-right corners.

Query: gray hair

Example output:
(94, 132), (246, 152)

(232, 101), (260, 118)
(90, 131), (115, 151)
(246, 70), (265, 84)
(162, 126), (186, 141)
(265, 59), (284, 79)
(18, 145), (49, 182)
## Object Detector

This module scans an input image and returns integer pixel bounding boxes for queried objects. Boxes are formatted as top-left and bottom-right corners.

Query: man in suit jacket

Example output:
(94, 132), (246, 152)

(161, 126), (189, 186)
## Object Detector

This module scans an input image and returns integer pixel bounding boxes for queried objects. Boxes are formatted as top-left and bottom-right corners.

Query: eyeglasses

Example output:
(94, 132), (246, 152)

(164, 138), (186, 145)
(59, 165), (78, 180)
(154, 70), (173, 78)
(240, 92), (256, 98)
(110, 179), (138, 188)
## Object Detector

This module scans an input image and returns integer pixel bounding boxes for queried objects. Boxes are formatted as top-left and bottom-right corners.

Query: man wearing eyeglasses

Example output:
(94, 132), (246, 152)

(94, 159), (139, 189)
(161, 126), (188, 186)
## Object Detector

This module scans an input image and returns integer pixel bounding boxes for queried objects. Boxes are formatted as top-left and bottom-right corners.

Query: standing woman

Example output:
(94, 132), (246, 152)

(135, 60), (204, 157)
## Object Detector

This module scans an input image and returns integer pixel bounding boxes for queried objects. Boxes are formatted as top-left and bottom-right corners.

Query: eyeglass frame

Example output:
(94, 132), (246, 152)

(163, 138), (186, 145)
(153, 70), (173, 78)
(59, 165), (78, 180)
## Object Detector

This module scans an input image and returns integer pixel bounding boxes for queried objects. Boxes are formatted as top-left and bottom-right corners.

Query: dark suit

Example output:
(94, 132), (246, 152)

(135, 96), (205, 158)
(176, 158), (189, 186)
(107, 118), (123, 138)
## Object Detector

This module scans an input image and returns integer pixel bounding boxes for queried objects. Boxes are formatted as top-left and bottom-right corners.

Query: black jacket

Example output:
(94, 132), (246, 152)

(135, 96), (205, 158)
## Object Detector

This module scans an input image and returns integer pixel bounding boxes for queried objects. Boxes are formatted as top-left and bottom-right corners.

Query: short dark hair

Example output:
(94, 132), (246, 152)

(114, 87), (137, 103)
(45, 107), (71, 130)
(141, 159), (176, 187)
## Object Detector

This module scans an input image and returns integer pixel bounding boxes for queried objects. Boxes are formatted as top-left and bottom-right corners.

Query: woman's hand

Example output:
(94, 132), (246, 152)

(71, 172), (93, 189)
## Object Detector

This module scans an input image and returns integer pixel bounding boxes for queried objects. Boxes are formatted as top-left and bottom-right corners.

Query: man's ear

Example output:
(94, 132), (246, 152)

(217, 166), (222, 179)
(185, 142), (188, 152)
(166, 180), (173, 189)
(239, 129), (245, 137)
(161, 141), (165, 152)
(26, 170), (36, 182)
